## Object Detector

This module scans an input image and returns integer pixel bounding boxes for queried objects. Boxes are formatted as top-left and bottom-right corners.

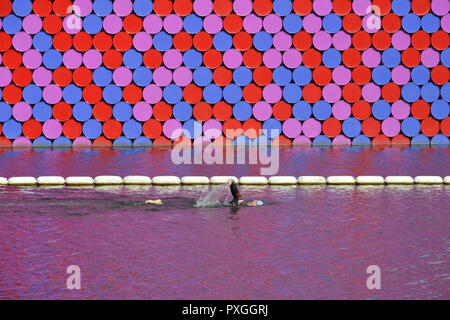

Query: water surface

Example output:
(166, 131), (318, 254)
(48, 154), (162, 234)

(0, 147), (449, 299)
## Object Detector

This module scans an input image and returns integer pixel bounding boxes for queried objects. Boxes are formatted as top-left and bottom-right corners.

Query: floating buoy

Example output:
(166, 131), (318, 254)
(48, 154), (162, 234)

(356, 176), (385, 185)
(268, 176), (297, 185)
(123, 176), (152, 185)
(181, 176), (210, 185)
(444, 176), (450, 184)
(0, 177), (8, 185)
(37, 176), (66, 185)
(326, 176), (356, 185)
(94, 176), (123, 185)
(239, 176), (268, 185)
(297, 176), (326, 184)
(8, 177), (37, 186)
(209, 176), (238, 184)
(65, 177), (95, 186)
(385, 176), (414, 184)
(152, 176), (181, 185)
(414, 176), (443, 184)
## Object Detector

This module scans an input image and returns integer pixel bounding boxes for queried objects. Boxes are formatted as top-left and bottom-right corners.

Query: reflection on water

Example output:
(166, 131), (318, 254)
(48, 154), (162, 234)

(0, 184), (448, 299)
(0, 146), (449, 177)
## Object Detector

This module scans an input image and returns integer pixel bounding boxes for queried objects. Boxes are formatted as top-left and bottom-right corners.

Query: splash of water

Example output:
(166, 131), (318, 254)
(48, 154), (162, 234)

(195, 183), (230, 208)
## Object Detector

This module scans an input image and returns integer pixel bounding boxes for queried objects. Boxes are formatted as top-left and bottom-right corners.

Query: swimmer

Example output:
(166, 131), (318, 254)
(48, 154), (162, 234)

(145, 199), (163, 205)
(227, 179), (265, 207)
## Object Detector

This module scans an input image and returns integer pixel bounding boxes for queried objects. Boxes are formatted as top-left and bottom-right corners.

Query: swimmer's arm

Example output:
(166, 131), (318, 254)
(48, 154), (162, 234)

(145, 199), (163, 205)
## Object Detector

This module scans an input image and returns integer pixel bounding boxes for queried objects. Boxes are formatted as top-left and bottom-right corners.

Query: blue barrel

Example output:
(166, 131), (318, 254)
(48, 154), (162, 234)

(82, 119), (102, 139)
(283, 84), (302, 103)
(183, 119), (202, 139)
(123, 119), (143, 139)
(223, 84), (243, 104)
(0, 103), (12, 122)
(293, 101), (312, 120)
(313, 101), (332, 121)
(2, 119), (22, 139)
(430, 134), (449, 146)
(430, 100), (449, 120)
(233, 101), (252, 121)
(63, 84), (82, 104)
(352, 135), (371, 146)
(113, 102), (132, 121)
(73, 102), (93, 122)
(163, 84), (183, 104)
(173, 102), (192, 121)
(312, 135), (332, 147)
(203, 84), (222, 104)
(53, 137), (72, 148)
(133, 136), (153, 148)
(32, 137), (52, 148)
(262, 118), (282, 138)
(113, 137), (133, 148)
(23, 84), (42, 104)
(33, 102), (52, 122)
(103, 84), (123, 104)
(401, 117), (421, 137)
(342, 117), (361, 138)
(410, 134), (430, 146)
(372, 100), (391, 120)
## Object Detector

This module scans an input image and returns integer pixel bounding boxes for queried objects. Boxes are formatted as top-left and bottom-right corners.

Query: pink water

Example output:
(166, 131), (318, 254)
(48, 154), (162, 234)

(0, 147), (449, 299)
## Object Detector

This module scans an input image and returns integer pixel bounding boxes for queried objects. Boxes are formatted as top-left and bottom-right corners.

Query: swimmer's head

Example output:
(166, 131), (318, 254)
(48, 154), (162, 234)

(248, 200), (264, 206)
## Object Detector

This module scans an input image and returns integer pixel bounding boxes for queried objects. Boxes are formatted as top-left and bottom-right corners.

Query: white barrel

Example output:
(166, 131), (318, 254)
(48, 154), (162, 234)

(65, 176), (94, 186)
(37, 176), (65, 185)
(297, 176), (326, 184)
(356, 176), (385, 185)
(239, 176), (268, 185)
(268, 176), (297, 185)
(414, 176), (443, 184)
(8, 177), (37, 186)
(209, 176), (238, 184)
(326, 176), (356, 185)
(123, 176), (152, 185)
(0, 177), (7, 185)
(444, 176), (450, 184)
(94, 176), (123, 185)
(181, 176), (210, 185)
(385, 176), (414, 184)
(152, 176), (181, 185)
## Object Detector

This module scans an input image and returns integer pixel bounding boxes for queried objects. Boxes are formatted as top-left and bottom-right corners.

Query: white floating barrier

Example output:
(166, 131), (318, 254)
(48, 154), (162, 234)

(239, 176), (268, 185)
(414, 176), (443, 184)
(123, 176), (152, 185)
(326, 176), (356, 185)
(65, 177), (95, 186)
(297, 176), (326, 184)
(152, 176), (181, 185)
(0, 177), (7, 185)
(268, 176), (297, 185)
(385, 176), (414, 184)
(94, 176), (123, 185)
(181, 176), (210, 185)
(356, 176), (385, 185)
(209, 176), (238, 184)
(37, 176), (66, 185)
(8, 177), (37, 186)
(444, 176), (450, 184)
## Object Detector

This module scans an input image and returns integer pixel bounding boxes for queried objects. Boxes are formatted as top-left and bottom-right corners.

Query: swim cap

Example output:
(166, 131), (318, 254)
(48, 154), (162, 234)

(257, 200), (264, 206)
